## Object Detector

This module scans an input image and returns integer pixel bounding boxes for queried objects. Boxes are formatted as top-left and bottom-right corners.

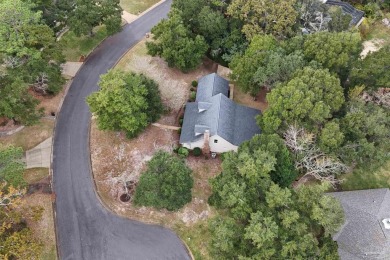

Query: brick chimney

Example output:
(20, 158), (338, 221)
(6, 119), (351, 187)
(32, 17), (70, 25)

(202, 130), (210, 156)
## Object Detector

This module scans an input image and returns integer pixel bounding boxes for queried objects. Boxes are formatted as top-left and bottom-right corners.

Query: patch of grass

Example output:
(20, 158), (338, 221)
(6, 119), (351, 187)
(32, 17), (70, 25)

(174, 221), (212, 260)
(24, 168), (49, 184)
(60, 26), (108, 61)
(115, 40), (148, 71)
(21, 194), (57, 260)
(365, 19), (390, 45)
(0, 118), (54, 151)
(120, 0), (160, 14)
(41, 245), (57, 260)
(341, 160), (390, 190)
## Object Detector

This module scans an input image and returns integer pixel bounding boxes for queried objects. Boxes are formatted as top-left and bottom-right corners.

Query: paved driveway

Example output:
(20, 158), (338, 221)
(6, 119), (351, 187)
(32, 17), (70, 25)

(52, 1), (191, 259)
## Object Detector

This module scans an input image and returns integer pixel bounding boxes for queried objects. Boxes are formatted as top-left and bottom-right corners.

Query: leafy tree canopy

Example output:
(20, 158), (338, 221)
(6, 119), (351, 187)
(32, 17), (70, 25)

(303, 32), (361, 76)
(339, 100), (390, 165)
(0, 145), (25, 188)
(209, 149), (344, 259)
(259, 67), (345, 133)
(146, 9), (208, 72)
(350, 45), (390, 91)
(230, 34), (278, 95)
(66, 0), (122, 36)
(227, 0), (298, 39)
(87, 70), (163, 138)
(133, 151), (193, 211)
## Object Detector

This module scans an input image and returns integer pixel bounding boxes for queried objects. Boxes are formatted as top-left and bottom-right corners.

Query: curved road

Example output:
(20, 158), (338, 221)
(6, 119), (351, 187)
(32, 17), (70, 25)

(52, 1), (190, 259)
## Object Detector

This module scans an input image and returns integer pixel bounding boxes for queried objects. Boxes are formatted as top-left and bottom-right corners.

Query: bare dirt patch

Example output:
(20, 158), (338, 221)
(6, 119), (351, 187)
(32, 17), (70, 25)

(116, 39), (216, 111)
(35, 80), (71, 116)
(360, 39), (385, 58)
(233, 86), (269, 111)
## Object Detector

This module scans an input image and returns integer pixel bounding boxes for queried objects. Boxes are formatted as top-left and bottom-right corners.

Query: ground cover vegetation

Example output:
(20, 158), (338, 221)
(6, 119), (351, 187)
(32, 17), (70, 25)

(141, 0), (390, 258)
(0, 145), (43, 259)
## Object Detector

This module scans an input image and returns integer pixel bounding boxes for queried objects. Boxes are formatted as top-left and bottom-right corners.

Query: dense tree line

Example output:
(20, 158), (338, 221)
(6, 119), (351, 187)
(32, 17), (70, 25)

(146, 0), (366, 71)
(0, 0), (122, 125)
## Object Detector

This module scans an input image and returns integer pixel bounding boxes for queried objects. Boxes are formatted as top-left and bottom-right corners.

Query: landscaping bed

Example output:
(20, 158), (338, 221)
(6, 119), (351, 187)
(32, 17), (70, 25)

(90, 39), (224, 258)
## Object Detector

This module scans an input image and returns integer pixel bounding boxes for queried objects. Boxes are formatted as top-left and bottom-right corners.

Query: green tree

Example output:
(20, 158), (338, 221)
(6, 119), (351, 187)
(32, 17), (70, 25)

(198, 6), (228, 48)
(349, 45), (390, 91)
(87, 70), (163, 138)
(230, 34), (278, 96)
(227, 0), (298, 39)
(240, 134), (297, 188)
(339, 100), (390, 165)
(259, 67), (345, 133)
(319, 121), (344, 153)
(67, 0), (122, 36)
(0, 76), (42, 125)
(133, 151), (193, 211)
(208, 216), (246, 259)
(303, 32), (361, 75)
(0, 0), (64, 77)
(147, 9), (208, 72)
(209, 168), (344, 259)
(0, 145), (26, 189)
(253, 50), (306, 90)
(171, 0), (208, 28)
(328, 7), (352, 32)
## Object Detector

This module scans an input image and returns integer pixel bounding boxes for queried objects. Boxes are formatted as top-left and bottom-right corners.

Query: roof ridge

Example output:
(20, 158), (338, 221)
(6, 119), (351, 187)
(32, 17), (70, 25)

(212, 73), (217, 97)
(215, 93), (223, 136)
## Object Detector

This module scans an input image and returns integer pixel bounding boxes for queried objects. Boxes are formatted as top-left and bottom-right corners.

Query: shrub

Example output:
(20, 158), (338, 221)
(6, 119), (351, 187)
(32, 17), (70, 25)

(190, 91), (196, 101)
(191, 80), (198, 87)
(193, 147), (202, 156)
(178, 147), (189, 158)
(359, 19), (370, 39)
(178, 127), (181, 135)
(179, 118), (183, 126)
(133, 151), (193, 211)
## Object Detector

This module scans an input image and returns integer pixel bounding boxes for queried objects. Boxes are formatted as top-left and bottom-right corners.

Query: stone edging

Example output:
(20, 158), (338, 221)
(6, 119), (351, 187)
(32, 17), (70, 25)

(0, 125), (25, 137)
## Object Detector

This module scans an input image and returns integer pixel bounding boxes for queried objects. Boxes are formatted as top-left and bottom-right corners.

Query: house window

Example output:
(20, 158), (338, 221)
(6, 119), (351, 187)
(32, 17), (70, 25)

(214, 139), (218, 143)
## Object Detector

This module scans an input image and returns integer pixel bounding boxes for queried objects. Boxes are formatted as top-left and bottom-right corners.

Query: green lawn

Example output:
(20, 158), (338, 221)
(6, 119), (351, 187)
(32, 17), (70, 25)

(341, 160), (390, 191)
(120, 0), (160, 14)
(60, 26), (108, 61)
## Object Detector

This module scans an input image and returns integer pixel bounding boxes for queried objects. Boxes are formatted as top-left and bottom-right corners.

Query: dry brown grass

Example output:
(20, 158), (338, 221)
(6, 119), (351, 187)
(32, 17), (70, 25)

(115, 39), (217, 111)
(91, 39), (223, 258)
(20, 193), (57, 260)
(91, 118), (221, 258)
(233, 86), (269, 112)
(0, 118), (54, 151)
(35, 81), (71, 116)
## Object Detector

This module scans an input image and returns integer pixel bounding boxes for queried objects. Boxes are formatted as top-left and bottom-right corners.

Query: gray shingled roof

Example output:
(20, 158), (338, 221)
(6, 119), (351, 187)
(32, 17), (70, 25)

(180, 93), (261, 146)
(326, 0), (365, 26)
(329, 189), (390, 260)
(196, 73), (229, 102)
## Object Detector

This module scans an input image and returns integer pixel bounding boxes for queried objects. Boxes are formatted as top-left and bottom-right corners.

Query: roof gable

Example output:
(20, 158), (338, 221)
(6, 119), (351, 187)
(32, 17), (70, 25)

(330, 189), (390, 259)
(196, 73), (229, 102)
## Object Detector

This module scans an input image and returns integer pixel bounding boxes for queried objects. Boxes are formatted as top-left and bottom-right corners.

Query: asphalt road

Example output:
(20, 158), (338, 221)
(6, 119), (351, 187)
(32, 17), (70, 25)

(52, 1), (191, 259)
